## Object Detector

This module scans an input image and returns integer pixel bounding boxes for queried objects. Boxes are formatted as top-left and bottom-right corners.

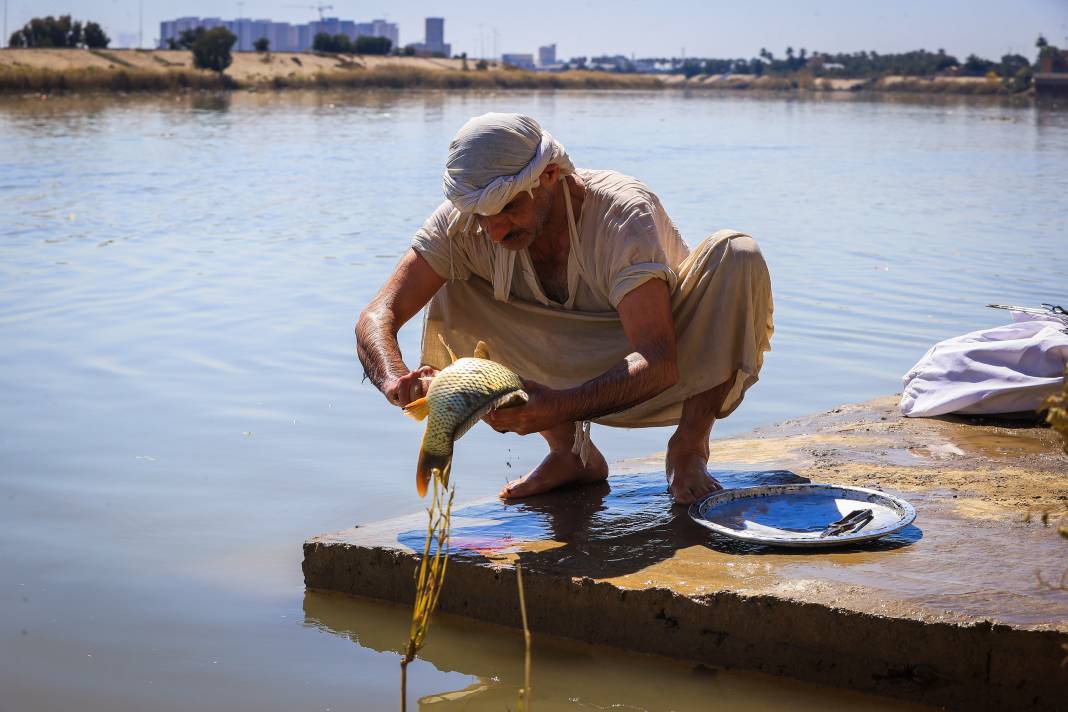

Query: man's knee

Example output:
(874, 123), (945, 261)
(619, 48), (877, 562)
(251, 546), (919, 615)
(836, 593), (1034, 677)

(712, 234), (769, 283)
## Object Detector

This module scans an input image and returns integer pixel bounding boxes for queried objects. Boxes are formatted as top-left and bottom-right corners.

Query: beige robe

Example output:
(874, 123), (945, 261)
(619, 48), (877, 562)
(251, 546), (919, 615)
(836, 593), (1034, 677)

(411, 169), (773, 428)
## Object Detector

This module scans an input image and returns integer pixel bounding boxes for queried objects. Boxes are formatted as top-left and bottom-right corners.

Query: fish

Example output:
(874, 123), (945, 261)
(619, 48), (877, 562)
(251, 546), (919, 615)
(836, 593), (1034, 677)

(403, 340), (528, 496)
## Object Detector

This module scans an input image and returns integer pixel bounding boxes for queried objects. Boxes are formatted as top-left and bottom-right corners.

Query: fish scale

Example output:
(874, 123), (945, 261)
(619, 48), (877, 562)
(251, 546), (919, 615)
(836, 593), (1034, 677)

(404, 356), (528, 496)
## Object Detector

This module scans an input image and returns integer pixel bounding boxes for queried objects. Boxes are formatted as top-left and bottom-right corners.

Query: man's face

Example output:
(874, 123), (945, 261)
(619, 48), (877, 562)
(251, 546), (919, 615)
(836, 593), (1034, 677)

(476, 179), (554, 252)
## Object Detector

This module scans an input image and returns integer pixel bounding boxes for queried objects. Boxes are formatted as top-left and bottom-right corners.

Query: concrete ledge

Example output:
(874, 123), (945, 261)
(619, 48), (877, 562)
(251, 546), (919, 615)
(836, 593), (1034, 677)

(304, 398), (1068, 710)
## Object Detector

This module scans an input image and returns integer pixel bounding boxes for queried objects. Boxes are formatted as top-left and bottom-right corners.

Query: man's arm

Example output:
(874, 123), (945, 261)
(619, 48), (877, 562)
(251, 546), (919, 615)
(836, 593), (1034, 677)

(485, 278), (678, 434)
(356, 248), (446, 407)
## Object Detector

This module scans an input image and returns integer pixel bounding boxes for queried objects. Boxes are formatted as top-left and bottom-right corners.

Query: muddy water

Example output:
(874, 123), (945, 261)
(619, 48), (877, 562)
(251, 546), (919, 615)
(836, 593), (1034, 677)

(1, 89), (1065, 710)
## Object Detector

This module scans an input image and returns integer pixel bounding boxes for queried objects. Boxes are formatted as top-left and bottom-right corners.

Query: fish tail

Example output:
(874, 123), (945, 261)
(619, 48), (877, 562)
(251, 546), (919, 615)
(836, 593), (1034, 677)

(416, 446), (452, 498)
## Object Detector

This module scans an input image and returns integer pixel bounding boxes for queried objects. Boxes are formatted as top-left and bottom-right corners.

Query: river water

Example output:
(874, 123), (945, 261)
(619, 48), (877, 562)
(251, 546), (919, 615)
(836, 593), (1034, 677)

(1, 89), (1064, 710)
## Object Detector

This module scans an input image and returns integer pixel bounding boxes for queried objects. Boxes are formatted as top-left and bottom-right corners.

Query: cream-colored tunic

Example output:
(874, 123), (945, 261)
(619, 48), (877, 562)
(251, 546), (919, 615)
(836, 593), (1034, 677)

(411, 169), (773, 428)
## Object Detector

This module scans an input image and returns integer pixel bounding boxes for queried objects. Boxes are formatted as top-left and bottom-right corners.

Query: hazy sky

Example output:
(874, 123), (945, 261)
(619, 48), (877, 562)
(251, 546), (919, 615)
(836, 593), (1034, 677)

(4, 0), (1067, 60)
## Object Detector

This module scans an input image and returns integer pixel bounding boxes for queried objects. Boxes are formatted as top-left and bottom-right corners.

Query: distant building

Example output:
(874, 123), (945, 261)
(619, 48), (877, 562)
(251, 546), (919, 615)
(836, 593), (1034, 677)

(158, 15), (398, 52)
(426, 18), (444, 49)
(409, 17), (450, 56)
(356, 19), (399, 49)
(502, 53), (535, 70)
(538, 44), (556, 66)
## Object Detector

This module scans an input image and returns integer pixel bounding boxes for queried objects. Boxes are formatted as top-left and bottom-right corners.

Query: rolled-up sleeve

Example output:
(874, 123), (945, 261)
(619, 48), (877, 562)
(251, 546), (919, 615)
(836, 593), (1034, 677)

(606, 203), (678, 308)
(411, 201), (470, 281)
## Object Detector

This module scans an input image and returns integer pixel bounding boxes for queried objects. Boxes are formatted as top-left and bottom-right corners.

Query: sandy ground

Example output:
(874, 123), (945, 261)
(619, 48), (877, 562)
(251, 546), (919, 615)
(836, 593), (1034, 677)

(628, 395), (1067, 517)
(0, 48), (482, 82)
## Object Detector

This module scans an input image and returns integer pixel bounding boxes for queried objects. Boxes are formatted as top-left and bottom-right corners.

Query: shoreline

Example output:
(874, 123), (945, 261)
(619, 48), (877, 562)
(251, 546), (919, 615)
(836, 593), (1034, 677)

(0, 48), (1034, 98)
(304, 396), (1068, 710)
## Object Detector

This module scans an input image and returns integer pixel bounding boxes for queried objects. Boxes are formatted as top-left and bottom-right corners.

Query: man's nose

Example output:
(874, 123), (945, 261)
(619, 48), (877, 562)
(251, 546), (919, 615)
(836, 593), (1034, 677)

(480, 215), (509, 243)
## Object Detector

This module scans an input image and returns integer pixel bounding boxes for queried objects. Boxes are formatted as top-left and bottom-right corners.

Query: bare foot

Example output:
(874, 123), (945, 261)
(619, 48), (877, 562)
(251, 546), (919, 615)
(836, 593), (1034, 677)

(499, 443), (609, 499)
(665, 437), (723, 505)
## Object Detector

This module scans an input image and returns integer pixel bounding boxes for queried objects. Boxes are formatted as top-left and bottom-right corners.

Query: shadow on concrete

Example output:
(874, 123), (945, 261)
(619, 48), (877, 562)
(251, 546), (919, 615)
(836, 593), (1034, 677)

(397, 470), (921, 580)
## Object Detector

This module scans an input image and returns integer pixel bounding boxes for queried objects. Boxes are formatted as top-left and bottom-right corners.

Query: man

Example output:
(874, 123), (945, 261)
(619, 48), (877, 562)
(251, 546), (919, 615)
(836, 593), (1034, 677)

(357, 113), (773, 504)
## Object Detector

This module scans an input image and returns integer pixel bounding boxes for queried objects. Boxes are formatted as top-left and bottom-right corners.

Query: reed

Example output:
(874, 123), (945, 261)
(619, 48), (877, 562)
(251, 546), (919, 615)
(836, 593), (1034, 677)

(516, 562), (533, 711)
(1044, 369), (1068, 456)
(399, 470), (455, 712)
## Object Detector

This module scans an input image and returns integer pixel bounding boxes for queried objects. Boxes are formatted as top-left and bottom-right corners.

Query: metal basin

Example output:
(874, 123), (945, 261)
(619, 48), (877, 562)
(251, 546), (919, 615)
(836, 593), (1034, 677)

(689, 484), (917, 548)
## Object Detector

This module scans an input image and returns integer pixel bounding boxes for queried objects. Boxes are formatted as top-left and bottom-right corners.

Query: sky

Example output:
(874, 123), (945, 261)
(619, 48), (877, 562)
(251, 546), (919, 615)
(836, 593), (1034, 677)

(3, 0), (1067, 61)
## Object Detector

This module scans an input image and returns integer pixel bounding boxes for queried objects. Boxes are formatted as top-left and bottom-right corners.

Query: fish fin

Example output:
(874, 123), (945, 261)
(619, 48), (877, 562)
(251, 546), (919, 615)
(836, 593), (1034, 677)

(493, 390), (529, 410)
(403, 396), (430, 421)
(437, 334), (458, 365)
(416, 448), (451, 498)
(473, 340), (490, 360)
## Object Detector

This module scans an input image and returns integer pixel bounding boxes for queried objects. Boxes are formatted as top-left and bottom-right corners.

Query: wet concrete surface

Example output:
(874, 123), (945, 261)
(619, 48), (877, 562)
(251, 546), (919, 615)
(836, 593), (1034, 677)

(304, 397), (1068, 710)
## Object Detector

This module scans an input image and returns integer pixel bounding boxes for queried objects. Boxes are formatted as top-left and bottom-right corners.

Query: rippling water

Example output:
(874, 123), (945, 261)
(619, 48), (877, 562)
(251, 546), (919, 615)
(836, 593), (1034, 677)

(1, 89), (1064, 710)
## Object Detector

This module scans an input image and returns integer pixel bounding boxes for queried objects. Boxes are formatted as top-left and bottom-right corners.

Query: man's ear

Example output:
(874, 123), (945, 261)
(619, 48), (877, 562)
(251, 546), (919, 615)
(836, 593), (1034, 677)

(540, 162), (560, 188)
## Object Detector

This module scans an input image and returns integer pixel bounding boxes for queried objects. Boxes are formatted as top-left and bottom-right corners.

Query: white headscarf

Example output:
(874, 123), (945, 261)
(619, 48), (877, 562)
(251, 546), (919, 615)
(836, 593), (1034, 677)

(443, 112), (575, 217)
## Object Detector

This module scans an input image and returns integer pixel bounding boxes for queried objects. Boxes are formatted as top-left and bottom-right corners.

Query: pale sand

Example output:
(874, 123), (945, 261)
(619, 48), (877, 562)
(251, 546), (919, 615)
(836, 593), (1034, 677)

(0, 48), (483, 82)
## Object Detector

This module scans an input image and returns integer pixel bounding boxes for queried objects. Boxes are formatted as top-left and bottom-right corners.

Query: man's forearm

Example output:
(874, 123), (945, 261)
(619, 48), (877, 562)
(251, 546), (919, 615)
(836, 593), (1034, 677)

(355, 307), (409, 391)
(557, 351), (677, 423)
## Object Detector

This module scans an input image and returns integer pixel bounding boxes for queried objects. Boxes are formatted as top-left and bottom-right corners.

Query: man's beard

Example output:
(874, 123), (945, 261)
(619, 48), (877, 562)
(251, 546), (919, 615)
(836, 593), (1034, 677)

(513, 186), (555, 246)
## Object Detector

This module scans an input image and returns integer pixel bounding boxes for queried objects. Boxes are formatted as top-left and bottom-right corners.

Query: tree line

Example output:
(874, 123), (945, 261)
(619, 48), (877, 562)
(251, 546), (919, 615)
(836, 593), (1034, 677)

(312, 33), (392, 55)
(8, 14), (109, 49)
(624, 36), (1060, 90)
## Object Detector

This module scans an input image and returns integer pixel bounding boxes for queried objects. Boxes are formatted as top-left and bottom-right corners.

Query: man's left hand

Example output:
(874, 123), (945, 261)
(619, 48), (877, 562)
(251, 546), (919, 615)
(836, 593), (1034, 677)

(483, 379), (567, 436)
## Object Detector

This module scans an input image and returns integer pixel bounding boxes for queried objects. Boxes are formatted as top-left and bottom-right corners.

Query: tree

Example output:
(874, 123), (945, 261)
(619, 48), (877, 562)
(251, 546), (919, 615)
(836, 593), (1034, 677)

(176, 27), (207, 50)
(312, 32), (354, 53)
(83, 22), (109, 49)
(354, 35), (391, 55)
(8, 15), (83, 48)
(961, 54), (996, 76)
(192, 27), (236, 73)
(253, 37), (269, 52)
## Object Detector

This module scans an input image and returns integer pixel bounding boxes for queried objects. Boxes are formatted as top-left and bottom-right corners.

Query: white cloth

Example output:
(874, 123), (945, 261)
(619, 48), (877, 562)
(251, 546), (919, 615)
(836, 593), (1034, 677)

(900, 313), (1068, 417)
(443, 112), (575, 218)
(412, 169), (774, 428)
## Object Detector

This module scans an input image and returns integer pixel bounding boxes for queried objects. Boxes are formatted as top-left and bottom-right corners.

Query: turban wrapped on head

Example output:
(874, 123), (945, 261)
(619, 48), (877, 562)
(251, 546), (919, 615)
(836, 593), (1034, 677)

(443, 112), (575, 217)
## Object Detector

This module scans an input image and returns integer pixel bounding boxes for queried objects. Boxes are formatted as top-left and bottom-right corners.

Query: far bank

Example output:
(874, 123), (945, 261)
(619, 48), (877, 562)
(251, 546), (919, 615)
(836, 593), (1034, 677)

(0, 48), (1040, 97)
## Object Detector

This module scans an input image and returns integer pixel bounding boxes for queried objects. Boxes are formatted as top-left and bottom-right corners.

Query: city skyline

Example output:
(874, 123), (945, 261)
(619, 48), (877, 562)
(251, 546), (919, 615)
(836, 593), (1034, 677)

(3, 0), (1067, 61)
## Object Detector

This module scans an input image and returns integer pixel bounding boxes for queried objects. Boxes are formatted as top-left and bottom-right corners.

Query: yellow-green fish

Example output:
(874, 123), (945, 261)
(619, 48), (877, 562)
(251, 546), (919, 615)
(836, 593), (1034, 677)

(404, 341), (528, 497)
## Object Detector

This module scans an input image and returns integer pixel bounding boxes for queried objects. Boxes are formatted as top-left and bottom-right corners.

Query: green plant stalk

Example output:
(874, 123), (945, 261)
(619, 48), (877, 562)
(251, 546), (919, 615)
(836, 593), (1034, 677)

(399, 470), (454, 711)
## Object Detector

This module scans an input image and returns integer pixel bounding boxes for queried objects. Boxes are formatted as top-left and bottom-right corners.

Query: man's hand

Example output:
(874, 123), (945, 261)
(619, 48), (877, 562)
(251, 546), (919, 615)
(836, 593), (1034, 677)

(483, 380), (567, 435)
(384, 366), (438, 407)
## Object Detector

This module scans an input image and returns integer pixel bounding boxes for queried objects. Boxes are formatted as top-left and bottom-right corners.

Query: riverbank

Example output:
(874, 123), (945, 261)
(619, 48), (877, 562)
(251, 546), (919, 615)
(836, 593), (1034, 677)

(305, 397), (1068, 710)
(0, 48), (660, 93)
(0, 48), (1029, 96)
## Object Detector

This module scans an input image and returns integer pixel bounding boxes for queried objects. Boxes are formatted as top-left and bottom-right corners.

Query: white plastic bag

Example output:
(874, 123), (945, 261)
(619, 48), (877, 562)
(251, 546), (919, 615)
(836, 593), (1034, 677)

(900, 313), (1068, 417)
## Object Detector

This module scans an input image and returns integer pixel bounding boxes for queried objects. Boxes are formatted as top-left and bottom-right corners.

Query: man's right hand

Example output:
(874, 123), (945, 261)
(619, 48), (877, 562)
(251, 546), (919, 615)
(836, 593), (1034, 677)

(384, 365), (438, 407)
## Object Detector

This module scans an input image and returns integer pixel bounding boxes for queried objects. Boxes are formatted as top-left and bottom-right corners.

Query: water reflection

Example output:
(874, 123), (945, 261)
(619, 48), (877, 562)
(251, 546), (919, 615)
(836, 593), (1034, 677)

(189, 92), (232, 113)
(303, 590), (921, 711)
(398, 471), (920, 585)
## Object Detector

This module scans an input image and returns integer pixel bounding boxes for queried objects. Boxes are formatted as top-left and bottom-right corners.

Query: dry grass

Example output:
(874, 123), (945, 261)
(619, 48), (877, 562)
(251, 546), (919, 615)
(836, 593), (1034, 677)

(875, 76), (1008, 95)
(0, 65), (232, 93)
(271, 66), (663, 91)
(0, 60), (660, 95)
(516, 562), (533, 711)
(399, 472), (455, 712)
(1044, 370), (1068, 455)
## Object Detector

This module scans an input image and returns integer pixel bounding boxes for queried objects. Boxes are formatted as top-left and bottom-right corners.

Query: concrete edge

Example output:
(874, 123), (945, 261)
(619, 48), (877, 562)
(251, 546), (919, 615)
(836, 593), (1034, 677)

(303, 540), (1068, 711)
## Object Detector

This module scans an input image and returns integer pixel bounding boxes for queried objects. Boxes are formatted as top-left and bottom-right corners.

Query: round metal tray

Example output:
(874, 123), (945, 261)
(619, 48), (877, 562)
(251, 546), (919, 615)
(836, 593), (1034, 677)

(688, 484), (916, 548)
